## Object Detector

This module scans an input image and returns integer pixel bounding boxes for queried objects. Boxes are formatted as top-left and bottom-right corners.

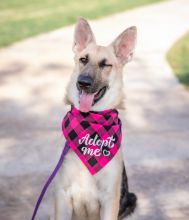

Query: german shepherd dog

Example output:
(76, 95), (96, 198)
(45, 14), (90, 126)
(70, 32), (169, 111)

(53, 18), (137, 220)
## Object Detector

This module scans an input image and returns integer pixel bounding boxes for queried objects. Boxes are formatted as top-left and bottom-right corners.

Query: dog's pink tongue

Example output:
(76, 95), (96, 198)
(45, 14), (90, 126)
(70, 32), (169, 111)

(79, 91), (95, 112)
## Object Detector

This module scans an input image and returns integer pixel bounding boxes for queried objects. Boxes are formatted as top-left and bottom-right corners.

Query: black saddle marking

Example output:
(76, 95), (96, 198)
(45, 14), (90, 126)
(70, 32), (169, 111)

(118, 164), (137, 220)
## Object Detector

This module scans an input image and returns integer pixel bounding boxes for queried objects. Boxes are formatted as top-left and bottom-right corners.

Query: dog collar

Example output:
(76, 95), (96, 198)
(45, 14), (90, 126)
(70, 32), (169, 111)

(62, 106), (122, 175)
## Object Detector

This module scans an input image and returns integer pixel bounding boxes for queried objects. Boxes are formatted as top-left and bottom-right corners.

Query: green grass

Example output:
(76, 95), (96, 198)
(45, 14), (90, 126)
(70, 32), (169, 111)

(167, 32), (189, 88)
(0, 0), (164, 48)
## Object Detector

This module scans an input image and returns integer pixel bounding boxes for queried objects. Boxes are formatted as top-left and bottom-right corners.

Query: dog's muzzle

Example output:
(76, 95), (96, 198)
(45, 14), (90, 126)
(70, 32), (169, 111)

(76, 74), (108, 112)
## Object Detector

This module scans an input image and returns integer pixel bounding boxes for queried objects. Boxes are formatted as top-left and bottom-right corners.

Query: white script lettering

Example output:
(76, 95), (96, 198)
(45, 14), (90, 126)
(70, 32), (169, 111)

(79, 134), (116, 156)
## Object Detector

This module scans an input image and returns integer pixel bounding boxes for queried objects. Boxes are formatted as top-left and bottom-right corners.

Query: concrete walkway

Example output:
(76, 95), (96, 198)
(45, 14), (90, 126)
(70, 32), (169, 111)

(0, 0), (189, 219)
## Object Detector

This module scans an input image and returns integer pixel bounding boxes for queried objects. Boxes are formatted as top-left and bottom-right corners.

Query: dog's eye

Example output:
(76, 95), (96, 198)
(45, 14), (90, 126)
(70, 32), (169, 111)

(79, 55), (88, 65)
(99, 59), (112, 68)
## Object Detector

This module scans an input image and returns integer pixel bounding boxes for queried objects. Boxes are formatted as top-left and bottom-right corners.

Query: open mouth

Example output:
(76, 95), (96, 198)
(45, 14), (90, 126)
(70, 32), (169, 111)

(79, 86), (107, 112)
(93, 86), (107, 104)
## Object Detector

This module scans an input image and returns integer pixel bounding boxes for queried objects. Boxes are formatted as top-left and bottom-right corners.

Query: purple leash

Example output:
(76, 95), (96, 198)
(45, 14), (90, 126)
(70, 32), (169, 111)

(31, 142), (70, 220)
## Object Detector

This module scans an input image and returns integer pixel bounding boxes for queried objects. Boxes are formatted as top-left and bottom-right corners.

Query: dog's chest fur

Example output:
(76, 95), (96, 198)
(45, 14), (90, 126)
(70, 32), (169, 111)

(56, 148), (123, 219)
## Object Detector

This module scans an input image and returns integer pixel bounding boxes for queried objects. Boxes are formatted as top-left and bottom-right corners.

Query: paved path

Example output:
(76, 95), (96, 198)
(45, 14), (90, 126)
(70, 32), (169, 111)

(0, 0), (189, 219)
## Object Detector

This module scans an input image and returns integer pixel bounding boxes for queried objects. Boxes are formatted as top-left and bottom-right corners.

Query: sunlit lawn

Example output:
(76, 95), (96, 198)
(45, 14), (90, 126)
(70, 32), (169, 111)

(0, 0), (164, 48)
(167, 31), (189, 88)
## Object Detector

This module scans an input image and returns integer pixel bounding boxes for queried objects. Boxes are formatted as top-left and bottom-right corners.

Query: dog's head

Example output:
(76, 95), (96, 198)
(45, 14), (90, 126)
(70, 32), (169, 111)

(66, 18), (137, 112)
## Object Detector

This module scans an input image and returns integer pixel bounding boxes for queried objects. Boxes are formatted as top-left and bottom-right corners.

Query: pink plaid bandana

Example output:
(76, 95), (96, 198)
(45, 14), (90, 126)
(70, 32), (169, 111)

(62, 106), (122, 175)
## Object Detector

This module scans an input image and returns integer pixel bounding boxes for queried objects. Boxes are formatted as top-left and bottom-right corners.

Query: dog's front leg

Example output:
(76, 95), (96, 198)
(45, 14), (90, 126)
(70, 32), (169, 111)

(100, 193), (120, 220)
(53, 189), (72, 220)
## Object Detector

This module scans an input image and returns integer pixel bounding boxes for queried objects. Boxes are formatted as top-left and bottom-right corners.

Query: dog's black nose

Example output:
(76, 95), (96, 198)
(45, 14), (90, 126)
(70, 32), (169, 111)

(77, 75), (93, 89)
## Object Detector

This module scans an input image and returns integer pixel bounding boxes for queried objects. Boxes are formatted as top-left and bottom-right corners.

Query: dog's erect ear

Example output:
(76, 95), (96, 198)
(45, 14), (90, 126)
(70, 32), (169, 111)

(73, 18), (96, 53)
(110, 26), (137, 65)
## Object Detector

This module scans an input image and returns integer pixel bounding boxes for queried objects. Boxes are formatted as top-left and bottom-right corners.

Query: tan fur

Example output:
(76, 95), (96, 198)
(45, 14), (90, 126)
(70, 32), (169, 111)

(66, 43), (124, 111)
(52, 18), (137, 220)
